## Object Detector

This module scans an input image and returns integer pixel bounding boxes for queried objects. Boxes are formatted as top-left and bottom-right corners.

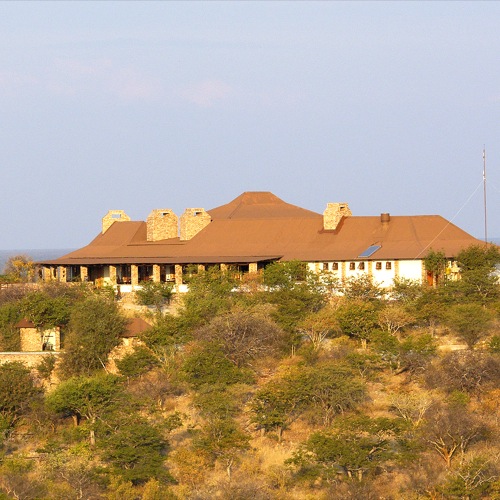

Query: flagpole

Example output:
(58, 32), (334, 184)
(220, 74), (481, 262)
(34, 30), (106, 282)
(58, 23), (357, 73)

(483, 147), (487, 243)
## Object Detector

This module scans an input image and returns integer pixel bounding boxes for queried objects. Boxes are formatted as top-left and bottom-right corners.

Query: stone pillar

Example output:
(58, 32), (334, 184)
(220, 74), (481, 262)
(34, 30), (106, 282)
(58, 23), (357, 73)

(80, 266), (88, 282)
(341, 261), (346, 280)
(220, 263), (228, 273)
(42, 266), (51, 282)
(131, 265), (139, 286)
(175, 265), (183, 286)
(109, 265), (117, 284)
(249, 263), (258, 274)
(394, 260), (400, 280)
(198, 264), (205, 273)
(58, 266), (67, 283)
(367, 261), (373, 277)
(152, 264), (161, 282)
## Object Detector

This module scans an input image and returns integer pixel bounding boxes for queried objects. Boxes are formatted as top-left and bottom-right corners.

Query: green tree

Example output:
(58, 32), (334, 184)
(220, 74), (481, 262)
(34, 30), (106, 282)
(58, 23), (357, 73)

(45, 373), (126, 446)
(21, 290), (73, 328)
(180, 266), (238, 328)
(116, 345), (160, 378)
(135, 281), (174, 312)
(445, 303), (493, 349)
(340, 274), (383, 301)
(0, 361), (41, 430)
(424, 249), (447, 286)
(261, 261), (325, 334)
(290, 416), (405, 482)
(181, 341), (253, 388)
(335, 299), (380, 347)
(0, 301), (23, 351)
(59, 295), (127, 378)
(102, 417), (171, 485)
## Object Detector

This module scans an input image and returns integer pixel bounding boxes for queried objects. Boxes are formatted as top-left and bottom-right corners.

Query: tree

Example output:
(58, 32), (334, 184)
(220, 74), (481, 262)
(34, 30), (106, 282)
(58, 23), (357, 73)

(335, 299), (379, 347)
(194, 307), (287, 367)
(21, 290), (73, 328)
(378, 304), (415, 339)
(116, 345), (160, 378)
(180, 265), (238, 328)
(0, 361), (41, 430)
(420, 402), (488, 468)
(445, 303), (493, 349)
(45, 373), (126, 446)
(290, 417), (405, 482)
(424, 249), (447, 286)
(2, 254), (35, 283)
(135, 281), (174, 312)
(339, 275), (383, 302)
(58, 295), (127, 378)
(102, 417), (171, 485)
(181, 341), (253, 388)
(261, 261), (325, 334)
(298, 306), (340, 351)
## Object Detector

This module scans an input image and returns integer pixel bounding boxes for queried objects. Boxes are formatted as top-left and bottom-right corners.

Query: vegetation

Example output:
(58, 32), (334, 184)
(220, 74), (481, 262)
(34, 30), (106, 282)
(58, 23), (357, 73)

(0, 244), (498, 498)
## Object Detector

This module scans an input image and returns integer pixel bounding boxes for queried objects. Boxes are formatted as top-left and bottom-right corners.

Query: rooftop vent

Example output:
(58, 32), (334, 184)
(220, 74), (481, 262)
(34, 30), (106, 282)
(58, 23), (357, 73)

(381, 213), (391, 223)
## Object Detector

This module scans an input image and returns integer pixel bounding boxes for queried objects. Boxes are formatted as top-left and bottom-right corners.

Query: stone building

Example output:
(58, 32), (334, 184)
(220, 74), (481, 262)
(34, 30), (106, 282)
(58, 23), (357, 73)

(39, 191), (485, 292)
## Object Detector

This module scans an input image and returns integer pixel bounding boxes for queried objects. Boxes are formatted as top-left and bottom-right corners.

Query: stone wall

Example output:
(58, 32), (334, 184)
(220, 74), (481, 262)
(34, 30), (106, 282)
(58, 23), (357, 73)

(323, 203), (352, 231)
(180, 208), (211, 240)
(102, 210), (131, 233)
(147, 209), (178, 241)
(0, 352), (60, 368)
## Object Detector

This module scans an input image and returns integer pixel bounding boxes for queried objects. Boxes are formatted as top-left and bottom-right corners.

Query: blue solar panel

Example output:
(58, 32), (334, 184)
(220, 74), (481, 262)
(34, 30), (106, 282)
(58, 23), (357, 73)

(358, 245), (381, 258)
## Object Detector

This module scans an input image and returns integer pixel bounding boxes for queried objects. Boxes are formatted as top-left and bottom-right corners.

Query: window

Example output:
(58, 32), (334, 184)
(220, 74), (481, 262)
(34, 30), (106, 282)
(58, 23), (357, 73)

(349, 262), (355, 270)
(376, 262), (382, 270)
(358, 262), (365, 270)
(332, 262), (339, 271)
(386, 262), (392, 270)
(322, 263), (329, 271)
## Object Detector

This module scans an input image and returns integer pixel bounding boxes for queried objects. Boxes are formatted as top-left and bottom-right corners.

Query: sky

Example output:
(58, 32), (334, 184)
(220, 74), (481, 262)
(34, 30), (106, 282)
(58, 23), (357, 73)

(1, 1), (499, 250)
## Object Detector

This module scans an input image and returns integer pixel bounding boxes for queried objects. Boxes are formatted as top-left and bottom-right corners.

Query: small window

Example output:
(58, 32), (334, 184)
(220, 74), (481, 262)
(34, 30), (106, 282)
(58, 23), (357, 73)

(386, 262), (392, 270)
(349, 262), (355, 270)
(358, 262), (365, 270)
(332, 262), (339, 271)
(111, 213), (122, 219)
(375, 262), (382, 270)
(322, 263), (329, 271)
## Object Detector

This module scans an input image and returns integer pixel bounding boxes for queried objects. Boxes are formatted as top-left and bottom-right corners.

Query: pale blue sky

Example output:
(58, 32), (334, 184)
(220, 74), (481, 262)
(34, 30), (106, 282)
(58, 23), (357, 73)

(1, 1), (499, 249)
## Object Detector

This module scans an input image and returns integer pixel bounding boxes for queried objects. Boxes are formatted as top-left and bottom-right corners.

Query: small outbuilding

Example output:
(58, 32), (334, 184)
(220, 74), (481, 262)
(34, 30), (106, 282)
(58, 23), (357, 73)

(15, 319), (61, 352)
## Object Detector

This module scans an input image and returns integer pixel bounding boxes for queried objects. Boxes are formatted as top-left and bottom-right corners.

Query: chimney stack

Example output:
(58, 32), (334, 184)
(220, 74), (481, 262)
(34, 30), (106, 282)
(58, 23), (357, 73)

(147, 209), (178, 241)
(381, 213), (391, 223)
(102, 210), (131, 233)
(180, 208), (211, 240)
(323, 203), (352, 231)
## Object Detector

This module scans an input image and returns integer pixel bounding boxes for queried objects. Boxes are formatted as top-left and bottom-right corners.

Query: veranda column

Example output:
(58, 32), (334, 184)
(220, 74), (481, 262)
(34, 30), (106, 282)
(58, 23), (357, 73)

(249, 263), (258, 274)
(42, 266), (51, 282)
(80, 266), (88, 282)
(175, 265), (183, 286)
(152, 264), (161, 282)
(58, 266), (67, 283)
(109, 265), (117, 284)
(131, 265), (139, 286)
(220, 263), (228, 273)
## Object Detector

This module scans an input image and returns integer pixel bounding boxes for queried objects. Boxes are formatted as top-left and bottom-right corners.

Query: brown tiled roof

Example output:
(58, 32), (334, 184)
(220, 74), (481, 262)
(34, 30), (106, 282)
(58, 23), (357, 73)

(40, 191), (486, 266)
(122, 317), (151, 338)
(15, 318), (36, 328)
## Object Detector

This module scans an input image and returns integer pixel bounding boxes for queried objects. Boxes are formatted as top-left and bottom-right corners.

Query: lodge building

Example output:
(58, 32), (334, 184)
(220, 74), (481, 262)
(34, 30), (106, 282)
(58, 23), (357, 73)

(39, 192), (484, 292)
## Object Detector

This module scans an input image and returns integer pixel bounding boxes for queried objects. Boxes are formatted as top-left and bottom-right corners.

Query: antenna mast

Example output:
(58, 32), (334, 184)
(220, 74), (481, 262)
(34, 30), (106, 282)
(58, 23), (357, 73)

(483, 147), (488, 243)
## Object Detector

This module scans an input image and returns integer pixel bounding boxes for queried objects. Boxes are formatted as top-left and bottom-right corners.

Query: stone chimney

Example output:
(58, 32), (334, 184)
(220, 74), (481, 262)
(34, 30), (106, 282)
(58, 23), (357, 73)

(380, 213), (391, 223)
(147, 209), (178, 241)
(323, 203), (352, 231)
(180, 208), (211, 240)
(102, 210), (131, 233)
